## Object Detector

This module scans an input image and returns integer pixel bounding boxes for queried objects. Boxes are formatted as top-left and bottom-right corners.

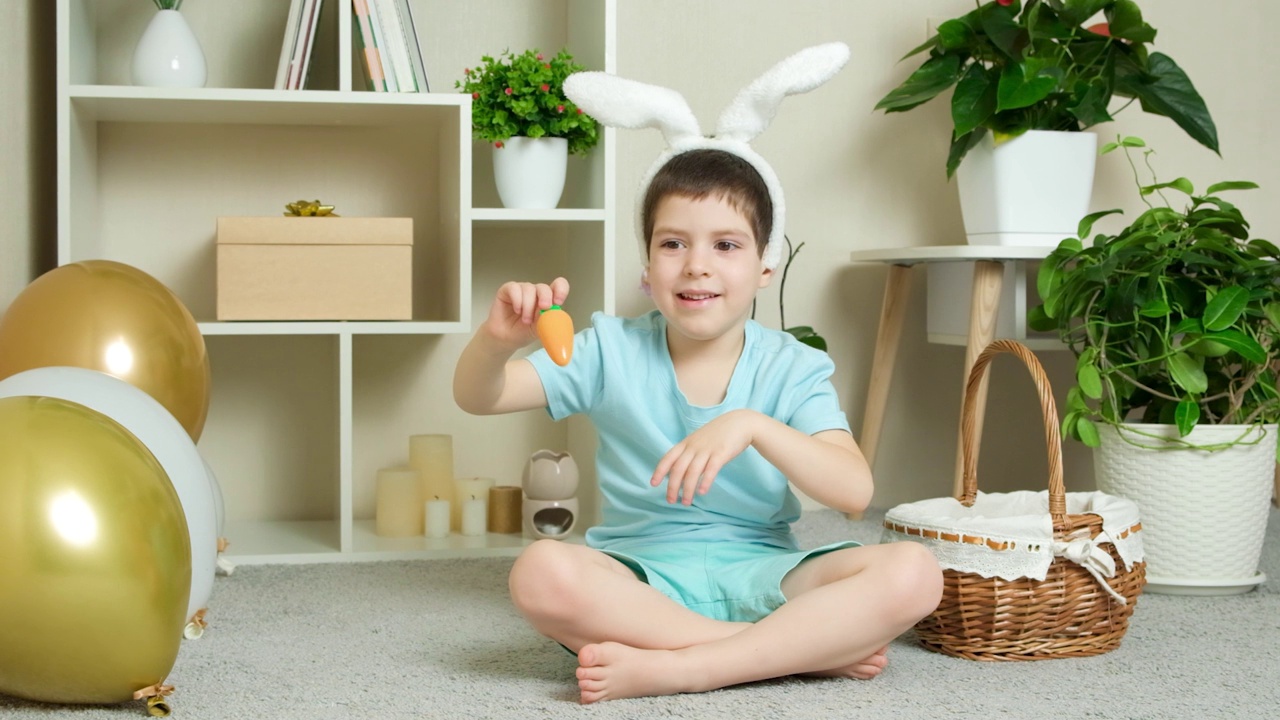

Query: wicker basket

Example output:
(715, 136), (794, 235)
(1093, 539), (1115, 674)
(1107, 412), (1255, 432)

(883, 340), (1146, 661)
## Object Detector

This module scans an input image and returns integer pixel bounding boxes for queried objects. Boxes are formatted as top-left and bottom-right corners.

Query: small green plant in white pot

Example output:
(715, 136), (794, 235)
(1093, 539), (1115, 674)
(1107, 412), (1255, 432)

(1032, 137), (1280, 594)
(457, 48), (600, 209)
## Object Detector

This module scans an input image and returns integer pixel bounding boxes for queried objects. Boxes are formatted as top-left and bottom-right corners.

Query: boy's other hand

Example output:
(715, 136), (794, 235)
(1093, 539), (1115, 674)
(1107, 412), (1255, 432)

(486, 278), (570, 351)
(650, 409), (757, 505)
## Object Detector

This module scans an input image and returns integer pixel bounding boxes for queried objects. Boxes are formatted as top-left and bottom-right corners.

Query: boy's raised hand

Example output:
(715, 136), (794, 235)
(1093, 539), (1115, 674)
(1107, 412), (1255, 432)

(650, 409), (757, 505)
(485, 277), (570, 351)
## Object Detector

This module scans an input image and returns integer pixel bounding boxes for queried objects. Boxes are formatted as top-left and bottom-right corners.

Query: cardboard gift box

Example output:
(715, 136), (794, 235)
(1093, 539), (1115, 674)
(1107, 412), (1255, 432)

(216, 217), (413, 321)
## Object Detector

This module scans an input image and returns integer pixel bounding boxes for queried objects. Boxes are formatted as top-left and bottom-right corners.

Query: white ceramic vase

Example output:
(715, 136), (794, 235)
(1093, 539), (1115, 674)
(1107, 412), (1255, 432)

(955, 130), (1096, 247)
(1093, 422), (1277, 594)
(492, 137), (568, 209)
(131, 9), (208, 88)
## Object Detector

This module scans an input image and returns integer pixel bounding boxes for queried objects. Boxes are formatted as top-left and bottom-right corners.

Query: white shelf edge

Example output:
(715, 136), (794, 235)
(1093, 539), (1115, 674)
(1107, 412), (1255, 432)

(197, 321), (469, 336)
(221, 519), (587, 565)
(927, 333), (1065, 351)
(471, 208), (607, 223)
(68, 84), (469, 106)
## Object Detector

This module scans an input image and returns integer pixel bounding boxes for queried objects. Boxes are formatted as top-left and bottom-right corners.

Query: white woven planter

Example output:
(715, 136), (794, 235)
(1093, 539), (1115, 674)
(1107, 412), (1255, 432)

(1094, 423), (1276, 593)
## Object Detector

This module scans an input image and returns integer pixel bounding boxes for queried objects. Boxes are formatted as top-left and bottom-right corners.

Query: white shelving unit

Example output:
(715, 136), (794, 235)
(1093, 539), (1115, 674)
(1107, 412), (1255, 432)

(57, 0), (616, 564)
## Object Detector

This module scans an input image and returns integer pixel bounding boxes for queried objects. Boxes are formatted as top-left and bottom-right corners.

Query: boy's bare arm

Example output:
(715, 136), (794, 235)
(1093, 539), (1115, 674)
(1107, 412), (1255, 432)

(751, 420), (873, 515)
(452, 278), (566, 416)
(452, 329), (547, 415)
(651, 409), (872, 514)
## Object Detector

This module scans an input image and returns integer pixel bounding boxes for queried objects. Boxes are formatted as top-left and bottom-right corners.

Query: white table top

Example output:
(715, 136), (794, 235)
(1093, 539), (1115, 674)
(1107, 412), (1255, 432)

(849, 245), (1055, 265)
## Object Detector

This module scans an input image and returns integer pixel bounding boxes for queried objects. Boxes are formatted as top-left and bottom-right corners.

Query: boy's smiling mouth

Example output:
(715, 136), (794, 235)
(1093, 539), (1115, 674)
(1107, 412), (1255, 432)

(677, 291), (720, 301)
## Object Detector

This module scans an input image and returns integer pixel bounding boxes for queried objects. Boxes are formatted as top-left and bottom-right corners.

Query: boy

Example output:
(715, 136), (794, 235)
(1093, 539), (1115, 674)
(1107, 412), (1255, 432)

(453, 146), (942, 703)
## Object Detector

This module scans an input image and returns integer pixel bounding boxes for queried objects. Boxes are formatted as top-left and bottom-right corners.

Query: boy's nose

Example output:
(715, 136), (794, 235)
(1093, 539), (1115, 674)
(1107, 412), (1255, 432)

(683, 250), (711, 277)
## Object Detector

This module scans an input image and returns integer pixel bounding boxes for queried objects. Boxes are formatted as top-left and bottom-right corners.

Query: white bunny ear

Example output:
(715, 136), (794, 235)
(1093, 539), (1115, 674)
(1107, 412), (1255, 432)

(564, 72), (702, 146)
(715, 42), (850, 143)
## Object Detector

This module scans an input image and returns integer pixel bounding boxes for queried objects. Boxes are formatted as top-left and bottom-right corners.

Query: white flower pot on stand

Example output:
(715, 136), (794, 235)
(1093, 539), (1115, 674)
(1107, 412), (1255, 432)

(1093, 422), (1277, 595)
(131, 9), (208, 88)
(956, 130), (1096, 247)
(492, 137), (568, 210)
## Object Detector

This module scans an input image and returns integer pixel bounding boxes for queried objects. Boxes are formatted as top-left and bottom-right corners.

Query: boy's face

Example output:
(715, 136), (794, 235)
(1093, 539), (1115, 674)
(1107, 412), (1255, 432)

(646, 194), (773, 346)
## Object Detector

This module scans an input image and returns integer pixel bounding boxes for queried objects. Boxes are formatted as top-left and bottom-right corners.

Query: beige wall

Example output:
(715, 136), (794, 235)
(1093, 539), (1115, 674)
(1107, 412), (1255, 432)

(1, 0), (56, 310)
(3, 1), (1274, 512)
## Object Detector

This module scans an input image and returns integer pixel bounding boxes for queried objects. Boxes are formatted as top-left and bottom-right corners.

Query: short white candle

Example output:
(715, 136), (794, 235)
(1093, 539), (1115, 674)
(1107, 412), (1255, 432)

(453, 477), (495, 531)
(424, 498), (450, 539)
(460, 495), (487, 537)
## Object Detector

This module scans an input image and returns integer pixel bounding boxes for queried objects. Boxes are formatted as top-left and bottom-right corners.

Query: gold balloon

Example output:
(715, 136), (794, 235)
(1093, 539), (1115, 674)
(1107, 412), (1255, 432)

(0, 260), (210, 441)
(0, 396), (191, 704)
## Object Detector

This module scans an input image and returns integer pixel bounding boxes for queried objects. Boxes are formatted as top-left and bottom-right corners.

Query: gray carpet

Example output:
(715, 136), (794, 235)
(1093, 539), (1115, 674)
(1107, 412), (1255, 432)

(3, 508), (1279, 720)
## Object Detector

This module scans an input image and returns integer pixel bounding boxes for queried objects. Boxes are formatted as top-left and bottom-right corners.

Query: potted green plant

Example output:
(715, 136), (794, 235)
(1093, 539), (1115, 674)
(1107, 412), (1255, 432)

(753, 236), (827, 352)
(1031, 136), (1280, 594)
(456, 48), (600, 209)
(874, 0), (1218, 247)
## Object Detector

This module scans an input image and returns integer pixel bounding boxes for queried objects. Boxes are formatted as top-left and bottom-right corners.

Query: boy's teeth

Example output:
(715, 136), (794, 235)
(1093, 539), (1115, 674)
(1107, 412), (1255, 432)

(681, 293), (715, 300)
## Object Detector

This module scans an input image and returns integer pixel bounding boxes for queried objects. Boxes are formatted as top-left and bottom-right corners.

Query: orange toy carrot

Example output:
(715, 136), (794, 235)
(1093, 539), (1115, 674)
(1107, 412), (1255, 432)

(537, 305), (574, 366)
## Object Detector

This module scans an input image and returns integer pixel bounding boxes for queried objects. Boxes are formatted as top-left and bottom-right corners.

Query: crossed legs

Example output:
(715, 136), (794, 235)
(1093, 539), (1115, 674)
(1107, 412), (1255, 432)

(507, 539), (943, 703)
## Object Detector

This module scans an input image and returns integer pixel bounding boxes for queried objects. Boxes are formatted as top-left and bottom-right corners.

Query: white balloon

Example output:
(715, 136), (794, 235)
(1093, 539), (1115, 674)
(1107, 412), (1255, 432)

(201, 455), (226, 538)
(0, 367), (218, 630)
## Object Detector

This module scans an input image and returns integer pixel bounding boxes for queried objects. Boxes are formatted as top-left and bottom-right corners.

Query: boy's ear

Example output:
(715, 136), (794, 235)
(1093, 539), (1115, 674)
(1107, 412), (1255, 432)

(758, 266), (774, 288)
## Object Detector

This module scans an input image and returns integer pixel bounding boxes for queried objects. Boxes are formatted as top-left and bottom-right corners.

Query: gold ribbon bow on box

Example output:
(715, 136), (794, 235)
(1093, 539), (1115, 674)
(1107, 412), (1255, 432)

(283, 199), (338, 217)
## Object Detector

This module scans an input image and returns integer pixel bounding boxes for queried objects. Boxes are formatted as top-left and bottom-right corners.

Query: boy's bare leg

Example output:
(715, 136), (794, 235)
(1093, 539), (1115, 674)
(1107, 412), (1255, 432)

(508, 539), (749, 652)
(575, 541), (942, 703)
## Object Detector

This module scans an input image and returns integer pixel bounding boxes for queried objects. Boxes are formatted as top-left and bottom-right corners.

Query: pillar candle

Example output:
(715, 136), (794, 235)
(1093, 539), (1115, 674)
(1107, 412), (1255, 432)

(375, 467), (422, 537)
(488, 485), (523, 534)
(452, 477), (495, 531)
(460, 495), (487, 537)
(410, 434), (454, 518)
(424, 498), (450, 539)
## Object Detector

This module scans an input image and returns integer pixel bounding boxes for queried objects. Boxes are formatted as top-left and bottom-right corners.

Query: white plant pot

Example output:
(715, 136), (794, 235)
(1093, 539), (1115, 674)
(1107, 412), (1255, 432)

(131, 9), (208, 88)
(1093, 423), (1277, 594)
(956, 130), (1096, 247)
(492, 137), (568, 209)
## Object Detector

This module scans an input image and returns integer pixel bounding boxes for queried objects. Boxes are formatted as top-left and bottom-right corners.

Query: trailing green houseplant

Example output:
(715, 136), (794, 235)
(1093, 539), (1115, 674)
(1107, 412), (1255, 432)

(1030, 137), (1280, 451)
(455, 48), (600, 156)
(875, 0), (1218, 176)
(751, 236), (827, 352)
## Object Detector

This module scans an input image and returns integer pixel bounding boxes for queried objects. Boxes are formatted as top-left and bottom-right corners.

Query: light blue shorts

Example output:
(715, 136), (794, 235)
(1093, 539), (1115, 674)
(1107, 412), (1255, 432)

(601, 539), (862, 623)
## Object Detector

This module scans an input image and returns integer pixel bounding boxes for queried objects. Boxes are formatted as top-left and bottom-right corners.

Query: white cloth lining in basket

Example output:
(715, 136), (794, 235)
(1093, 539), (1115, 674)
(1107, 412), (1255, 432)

(882, 490), (1144, 603)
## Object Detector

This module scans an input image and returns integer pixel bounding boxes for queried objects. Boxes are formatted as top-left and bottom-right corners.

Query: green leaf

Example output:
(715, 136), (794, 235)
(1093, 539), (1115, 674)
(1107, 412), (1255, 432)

(1027, 303), (1056, 332)
(875, 54), (964, 112)
(1115, 52), (1219, 154)
(1076, 417), (1101, 447)
(1204, 181), (1259, 195)
(1168, 351), (1208, 394)
(1120, 135), (1147, 147)
(1174, 400), (1200, 437)
(1060, 0), (1113, 26)
(1201, 330), (1268, 364)
(935, 19), (975, 50)
(996, 61), (1059, 111)
(1266, 302), (1280, 330)
(1138, 296), (1169, 317)
(1140, 177), (1195, 196)
(979, 1), (1026, 58)
(1202, 286), (1249, 331)
(1077, 364), (1103, 400)
(951, 64), (997, 136)
(946, 128), (986, 178)
(1106, 0), (1157, 43)
(1077, 208), (1123, 240)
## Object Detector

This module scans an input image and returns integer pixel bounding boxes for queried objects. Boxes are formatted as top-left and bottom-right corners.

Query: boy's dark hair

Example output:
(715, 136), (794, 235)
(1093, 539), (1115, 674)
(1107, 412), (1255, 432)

(641, 149), (773, 259)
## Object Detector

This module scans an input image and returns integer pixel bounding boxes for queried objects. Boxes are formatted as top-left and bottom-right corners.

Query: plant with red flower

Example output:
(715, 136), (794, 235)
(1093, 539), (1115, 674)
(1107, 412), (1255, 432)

(454, 48), (600, 156)
(876, 0), (1218, 177)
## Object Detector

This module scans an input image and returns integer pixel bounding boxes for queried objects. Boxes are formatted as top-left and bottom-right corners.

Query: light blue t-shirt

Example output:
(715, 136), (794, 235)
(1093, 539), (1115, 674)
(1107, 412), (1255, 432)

(527, 311), (850, 553)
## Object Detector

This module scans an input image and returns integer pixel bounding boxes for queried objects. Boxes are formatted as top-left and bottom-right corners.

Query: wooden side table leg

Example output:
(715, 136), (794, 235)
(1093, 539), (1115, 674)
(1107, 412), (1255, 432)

(952, 260), (1004, 499)
(848, 263), (913, 521)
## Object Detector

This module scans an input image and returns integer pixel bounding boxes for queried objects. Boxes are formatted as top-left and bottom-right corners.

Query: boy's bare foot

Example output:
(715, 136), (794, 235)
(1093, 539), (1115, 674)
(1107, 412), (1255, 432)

(802, 645), (889, 680)
(576, 641), (707, 703)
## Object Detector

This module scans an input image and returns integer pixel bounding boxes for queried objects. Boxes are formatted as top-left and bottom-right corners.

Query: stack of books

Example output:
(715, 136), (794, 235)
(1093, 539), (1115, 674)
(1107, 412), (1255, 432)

(274, 0), (428, 92)
(352, 0), (429, 92)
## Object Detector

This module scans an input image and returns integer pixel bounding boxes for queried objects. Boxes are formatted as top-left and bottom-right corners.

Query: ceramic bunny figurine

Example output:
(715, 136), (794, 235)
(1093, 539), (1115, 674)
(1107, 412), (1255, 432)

(522, 450), (580, 540)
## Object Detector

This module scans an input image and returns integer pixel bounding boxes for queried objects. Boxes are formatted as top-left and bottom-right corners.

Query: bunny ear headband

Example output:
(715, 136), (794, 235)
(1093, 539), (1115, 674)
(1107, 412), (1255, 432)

(563, 42), (850, 270)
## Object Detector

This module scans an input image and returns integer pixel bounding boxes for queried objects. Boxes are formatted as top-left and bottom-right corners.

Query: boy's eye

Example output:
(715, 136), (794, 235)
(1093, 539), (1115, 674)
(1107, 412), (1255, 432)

(715, 240), (739, 252)
(659, 239), (682, 250)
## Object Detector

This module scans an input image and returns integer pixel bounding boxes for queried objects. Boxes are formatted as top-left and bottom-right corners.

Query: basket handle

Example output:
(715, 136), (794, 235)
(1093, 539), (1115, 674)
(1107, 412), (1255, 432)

(959, 340), (1067, 529)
